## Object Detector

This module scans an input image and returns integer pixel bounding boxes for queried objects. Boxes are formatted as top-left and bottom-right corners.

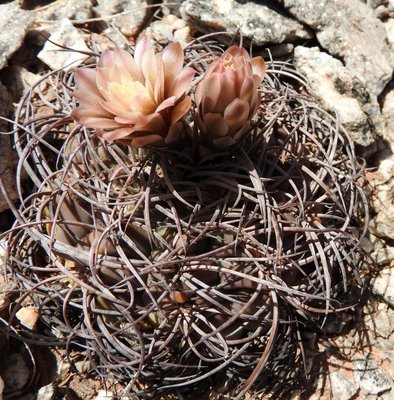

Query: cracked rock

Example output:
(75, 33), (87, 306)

(383, 18), (394, 52)
(145, 14), (193, 46)
(294, 46), (380, 147)
(33, 0), (93, 21)
(329, 369), (359, 400)
(354, 358), (393, 395)
(371, 267), (394, 307)
(37, 383), (55, 400)
(0, 2), (33, 70)
(382, 89), (394, 150)
(280, 0), (394, 97)
(93, 0), (152, 37)
(364, 300), (394, 340)
(181, 0), (311, 46)
(37, 18), (91, 71)
(369, 154), (394, 240)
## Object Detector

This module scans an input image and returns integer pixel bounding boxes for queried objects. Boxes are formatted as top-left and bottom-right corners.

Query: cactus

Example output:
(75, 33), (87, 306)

(1, 38), (368, 399)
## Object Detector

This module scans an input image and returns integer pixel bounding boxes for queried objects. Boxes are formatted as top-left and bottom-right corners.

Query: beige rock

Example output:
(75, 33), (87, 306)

(15, 306), (40, 330)
(294, 46), (380, 147)
(382, 89), (394, 151)
(0, 2), (33, 70)
(369, 154), (394, 240)
(0, 375), (4, 400)
(33, 0), (93, 22)
(37, 18), (90, 71)
(145, 14), (192, 46)
(371, 267), (394, 307)
(181, 0), (311, 46)
(93, 0), (152, 37)
(95, 390), (113, 399)
(37, 383), (55, 400)
(281, 0), (394, 97)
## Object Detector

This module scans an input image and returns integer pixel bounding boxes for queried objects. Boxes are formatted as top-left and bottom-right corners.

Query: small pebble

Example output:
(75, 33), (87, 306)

(16, 307), (40, 330)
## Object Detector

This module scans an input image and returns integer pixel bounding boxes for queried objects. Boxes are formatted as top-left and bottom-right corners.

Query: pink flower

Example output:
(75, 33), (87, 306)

(71, 37), (195, 147)
(195, 46), (265, 150)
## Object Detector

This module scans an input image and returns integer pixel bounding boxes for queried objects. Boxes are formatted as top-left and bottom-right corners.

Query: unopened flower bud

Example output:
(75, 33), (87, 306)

(195, 46), (265, 151)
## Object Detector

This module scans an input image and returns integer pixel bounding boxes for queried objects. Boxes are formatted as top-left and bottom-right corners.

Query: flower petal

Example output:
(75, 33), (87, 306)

(134, 36), (152, 67)
(73, 68), (102, 100)
(200, 72), (221, 114)
(156, 96), (176, 113)
(203, 113), (229, 138)
(233, 124), (249, 141)
(170, 95), (191, 124)
(223, 98), (249, 134)
(96, 66), (112, 97)
(251, 56), (265, 83)
(102, 127), (134, 141)
(214, 70), (237, 114)
(74, 115), (123, 129)
(72, 39), (193, 148)
(133, 113), (167, 134)
(239, 76), (256, 103)
(154, 55), (165, 102)
(248, 92), (261, 118)
(165, 121), (183, 144)
(194, 76), (204, 106)
(132, 134), (164, 147)
(72, 105), (111, 121)
(114, 110), (143, 124)
(113, 48), (143, 83)
(213, 136), (235, 149)
(98, 49), (114, 69)
(162, 42), (184, 88)
(99, 100), (130, 117)
(195, 111), (207, 134)
(168, 66), (195, 100)
(135, 36), (157, 93)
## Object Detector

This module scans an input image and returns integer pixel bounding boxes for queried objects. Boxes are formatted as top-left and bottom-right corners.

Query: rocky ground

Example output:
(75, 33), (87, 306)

(0, 0), (393, 399)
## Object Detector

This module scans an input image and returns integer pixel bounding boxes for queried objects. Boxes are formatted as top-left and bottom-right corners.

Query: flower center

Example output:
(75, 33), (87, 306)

(108, 80), (156, 115)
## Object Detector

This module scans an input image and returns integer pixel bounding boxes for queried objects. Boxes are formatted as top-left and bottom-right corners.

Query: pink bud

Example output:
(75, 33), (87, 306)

(195, 46), (265, 151)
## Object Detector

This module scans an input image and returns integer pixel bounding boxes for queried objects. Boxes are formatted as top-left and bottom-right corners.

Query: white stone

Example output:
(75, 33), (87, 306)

(37, 18), (90, 71)
(354, 358), (393, 395)
(95, 390), (113, 400)
(382, 89), (394, 150)
(0, 375), (4, 400)
(181, 0), (311, 46)
(372, 246), (394, 266)
(34, 0), (93, 22)
(37, 383), (55, 400)
(329, 369), (359, 400)
(281, 0), (394, 97)
(371, 267), (394, 307)
(294, 46), (380, 146)
(15, 307), (40, 330)
(0, 2), (33, 70)
(369, 154), (394, 240)
(145, 14), (192, 46)
(94, 0), (151, 37)
(383, 18), (394, 52)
